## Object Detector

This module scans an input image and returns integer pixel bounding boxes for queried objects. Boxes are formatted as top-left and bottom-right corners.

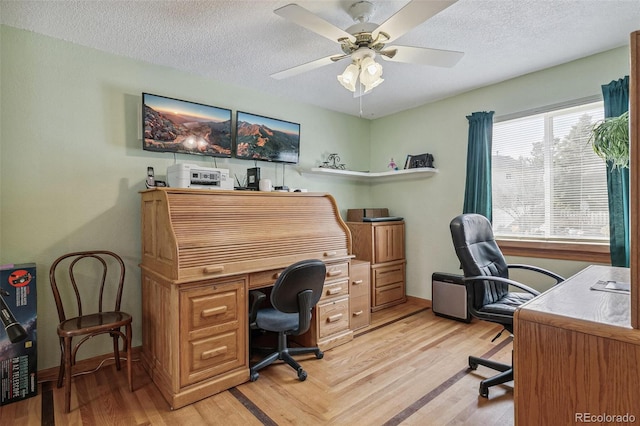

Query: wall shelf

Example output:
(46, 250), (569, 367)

(300, 167), (438, 180)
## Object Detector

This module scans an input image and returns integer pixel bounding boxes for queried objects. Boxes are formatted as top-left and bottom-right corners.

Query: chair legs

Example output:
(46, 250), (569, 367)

(58, 325), (133, 413)
(468, 355), (512, 398)
(250, 332), (323, 382)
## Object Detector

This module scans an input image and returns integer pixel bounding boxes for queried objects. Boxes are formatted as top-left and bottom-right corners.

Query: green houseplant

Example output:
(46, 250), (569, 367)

(589, 111), (630, 169)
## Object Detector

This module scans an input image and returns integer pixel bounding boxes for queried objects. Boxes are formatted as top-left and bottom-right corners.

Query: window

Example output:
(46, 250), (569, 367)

(492, 100), (609, 257)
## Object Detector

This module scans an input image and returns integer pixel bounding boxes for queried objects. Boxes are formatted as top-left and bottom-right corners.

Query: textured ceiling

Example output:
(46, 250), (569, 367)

(2, 0), (640, 119)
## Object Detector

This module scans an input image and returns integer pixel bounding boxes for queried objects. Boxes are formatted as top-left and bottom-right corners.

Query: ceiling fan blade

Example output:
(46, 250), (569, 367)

(380, 45), (464, 68)
(275, 3), (356, 43)
(373, 0), (458, 44)
(271, 54), (348, 80)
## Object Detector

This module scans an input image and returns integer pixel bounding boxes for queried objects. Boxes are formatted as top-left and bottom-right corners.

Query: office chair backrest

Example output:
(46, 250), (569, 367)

(49, 250), (126, 322)
(450, 214), (509, 309)
(270, 259), (326, 333)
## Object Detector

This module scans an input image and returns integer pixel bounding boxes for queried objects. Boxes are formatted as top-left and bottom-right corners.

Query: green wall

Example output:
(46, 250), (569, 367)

(369, 46), (630, 299)
(0, 24), (632, 371)
(0, 26), (370, 370)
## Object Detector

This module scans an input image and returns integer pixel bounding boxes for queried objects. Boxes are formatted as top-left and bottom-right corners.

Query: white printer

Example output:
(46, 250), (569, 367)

(167, 163), (233, 190)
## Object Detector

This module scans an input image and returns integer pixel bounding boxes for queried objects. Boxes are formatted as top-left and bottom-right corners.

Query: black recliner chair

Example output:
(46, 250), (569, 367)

(449, 213), (564, 397)
(248, 259), (326, 382)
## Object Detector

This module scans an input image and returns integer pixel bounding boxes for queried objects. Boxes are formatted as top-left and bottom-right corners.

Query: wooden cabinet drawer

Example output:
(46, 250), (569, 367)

(320, 279), (349, 302)
(183, 331), (243, 386)
(249, 269), (282, 289)
(325, 262), (349, 281)
(183, 282), (241, 333)
(318, 298), (349, 339)
(350, 260), (370, 299)
(179, 279), (246, 387)
(350, 295), (370, 330)
(375, 282), (405, 306)
(373, 262), (405, 288)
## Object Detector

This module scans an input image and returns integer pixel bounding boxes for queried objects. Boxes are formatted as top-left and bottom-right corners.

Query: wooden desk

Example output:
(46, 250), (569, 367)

(514, 265), (640, 425)
(139, 189), (354, 409)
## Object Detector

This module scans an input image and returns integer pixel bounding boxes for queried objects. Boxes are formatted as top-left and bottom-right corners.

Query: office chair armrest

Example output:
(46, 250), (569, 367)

(508, 264), (565, 284)
(249, 290), (267, 325)
(464, 275), (541, 296)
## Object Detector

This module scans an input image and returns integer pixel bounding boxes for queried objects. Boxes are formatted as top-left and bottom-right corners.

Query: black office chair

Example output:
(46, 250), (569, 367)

(248, 259), (326, 382)
(449, 214), (564, 397)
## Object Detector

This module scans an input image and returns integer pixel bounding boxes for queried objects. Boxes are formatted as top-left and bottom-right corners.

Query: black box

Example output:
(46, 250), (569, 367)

(0, 263), (37, 405)
(432, 272), (470, 323)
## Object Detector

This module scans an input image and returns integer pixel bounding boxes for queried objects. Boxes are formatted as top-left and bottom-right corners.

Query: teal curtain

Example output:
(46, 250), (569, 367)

(463, 111), (495, 222)
(602, 76), (630, 267)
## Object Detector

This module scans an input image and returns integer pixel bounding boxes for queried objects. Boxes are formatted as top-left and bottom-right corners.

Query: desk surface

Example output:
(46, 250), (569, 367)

(516, 265), (640, 345)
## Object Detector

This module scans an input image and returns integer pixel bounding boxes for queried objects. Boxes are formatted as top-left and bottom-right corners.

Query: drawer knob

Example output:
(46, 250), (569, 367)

(273, 272), (282, 279)
(327, 287), (342, 295)
(352, 280), (364, 285)
(327, 270), (342, 277)
(201, 346), (227, 360)
(353, 310), (363, 316)
(324, 251), (337, 257)
(327, 313), (343, 323)
(203, 265), (224, 274)
(201, 306), (227, 318)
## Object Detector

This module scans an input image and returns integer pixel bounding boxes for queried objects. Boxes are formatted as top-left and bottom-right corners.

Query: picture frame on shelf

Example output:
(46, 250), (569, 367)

(407, 153), (434, 169)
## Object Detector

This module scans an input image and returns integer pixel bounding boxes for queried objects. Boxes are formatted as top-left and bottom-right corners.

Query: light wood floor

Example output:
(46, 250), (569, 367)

(0, 299), (515, 425)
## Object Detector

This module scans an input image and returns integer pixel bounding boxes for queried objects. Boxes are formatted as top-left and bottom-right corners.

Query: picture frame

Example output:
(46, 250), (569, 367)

(406, 153), (434, 169)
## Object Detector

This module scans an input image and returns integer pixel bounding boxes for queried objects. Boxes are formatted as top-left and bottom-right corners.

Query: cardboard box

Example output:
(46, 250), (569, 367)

(0, 263), (37, 405)
(346, 208), (390, 222)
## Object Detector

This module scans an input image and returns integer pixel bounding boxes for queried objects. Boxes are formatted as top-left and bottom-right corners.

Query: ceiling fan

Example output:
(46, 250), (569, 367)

(271, 0), (464, 94)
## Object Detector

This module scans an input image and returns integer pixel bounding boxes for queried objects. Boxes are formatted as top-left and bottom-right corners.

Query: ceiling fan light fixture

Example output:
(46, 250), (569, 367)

(338, 62), (359, 92)
(359, 56), (383, 92)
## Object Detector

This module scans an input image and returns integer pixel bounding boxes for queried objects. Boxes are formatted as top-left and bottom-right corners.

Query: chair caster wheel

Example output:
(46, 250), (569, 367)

(250, 371), (259, 382)
(316, 351), (324, 359)
(297, 368), (307, 381)
(479, 384), (489, 398)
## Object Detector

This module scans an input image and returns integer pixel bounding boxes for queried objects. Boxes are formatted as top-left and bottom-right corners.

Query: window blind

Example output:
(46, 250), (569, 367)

(492, 101), (608, 242)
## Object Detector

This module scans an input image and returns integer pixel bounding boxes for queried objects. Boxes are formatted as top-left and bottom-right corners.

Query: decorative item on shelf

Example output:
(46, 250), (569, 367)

(388, 158), (399, 171)
(319, 153), (346, 170)
(589, 111), (629, 169)
(405, 153), (434, 169)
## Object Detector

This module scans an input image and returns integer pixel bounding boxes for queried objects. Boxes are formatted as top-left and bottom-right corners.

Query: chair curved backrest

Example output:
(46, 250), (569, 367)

(449, 214), (509, 310)
(270, 259), (326, 334)
(49, 250), (126, 322)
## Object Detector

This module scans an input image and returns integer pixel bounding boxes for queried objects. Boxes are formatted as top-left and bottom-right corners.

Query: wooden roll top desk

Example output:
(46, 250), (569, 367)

(140, 188), (354, 409)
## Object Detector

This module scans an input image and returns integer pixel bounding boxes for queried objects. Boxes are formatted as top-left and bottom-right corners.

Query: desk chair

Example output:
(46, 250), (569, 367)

(449, 214), (564, 397)
(49, 251), (133, 412)
(248, 259), (326, 382)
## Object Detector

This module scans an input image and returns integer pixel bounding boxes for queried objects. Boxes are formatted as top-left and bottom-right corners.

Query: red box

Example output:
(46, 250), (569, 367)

(0, 263), (37, 405)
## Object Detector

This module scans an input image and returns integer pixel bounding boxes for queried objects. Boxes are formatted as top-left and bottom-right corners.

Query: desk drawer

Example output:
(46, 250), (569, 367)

(249, 268), (282, 289)
(373, 262), (405, 288)
(183, 331), (243, 386)
(350, 295), (370, 330)
(318, 298), (349, 339)
(325, 262), (349, 281)
(320, 279), (349, 302)
(182, 282), (241, 332)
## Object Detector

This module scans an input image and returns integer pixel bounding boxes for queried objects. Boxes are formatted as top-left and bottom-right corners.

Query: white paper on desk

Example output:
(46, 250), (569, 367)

(604, 280), (631, 292)
(591, 280), (631, 294)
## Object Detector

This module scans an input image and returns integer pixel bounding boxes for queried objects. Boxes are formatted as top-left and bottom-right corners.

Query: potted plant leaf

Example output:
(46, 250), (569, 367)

(589, 111), (630, 169)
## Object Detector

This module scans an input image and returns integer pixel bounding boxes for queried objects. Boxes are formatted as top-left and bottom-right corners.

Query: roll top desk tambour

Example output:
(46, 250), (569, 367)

(139, 188), (353, 409)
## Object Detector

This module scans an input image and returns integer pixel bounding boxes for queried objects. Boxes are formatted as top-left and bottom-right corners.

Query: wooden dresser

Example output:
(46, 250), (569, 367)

(346, 221), (406, 311)
(139, 189), (353, 409)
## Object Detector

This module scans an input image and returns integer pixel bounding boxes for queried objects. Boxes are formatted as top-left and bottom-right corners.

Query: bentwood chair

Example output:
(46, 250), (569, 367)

(49, 250), (133, 412)
(449, 214), (564, 397)
(248, 259), (326, 382)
